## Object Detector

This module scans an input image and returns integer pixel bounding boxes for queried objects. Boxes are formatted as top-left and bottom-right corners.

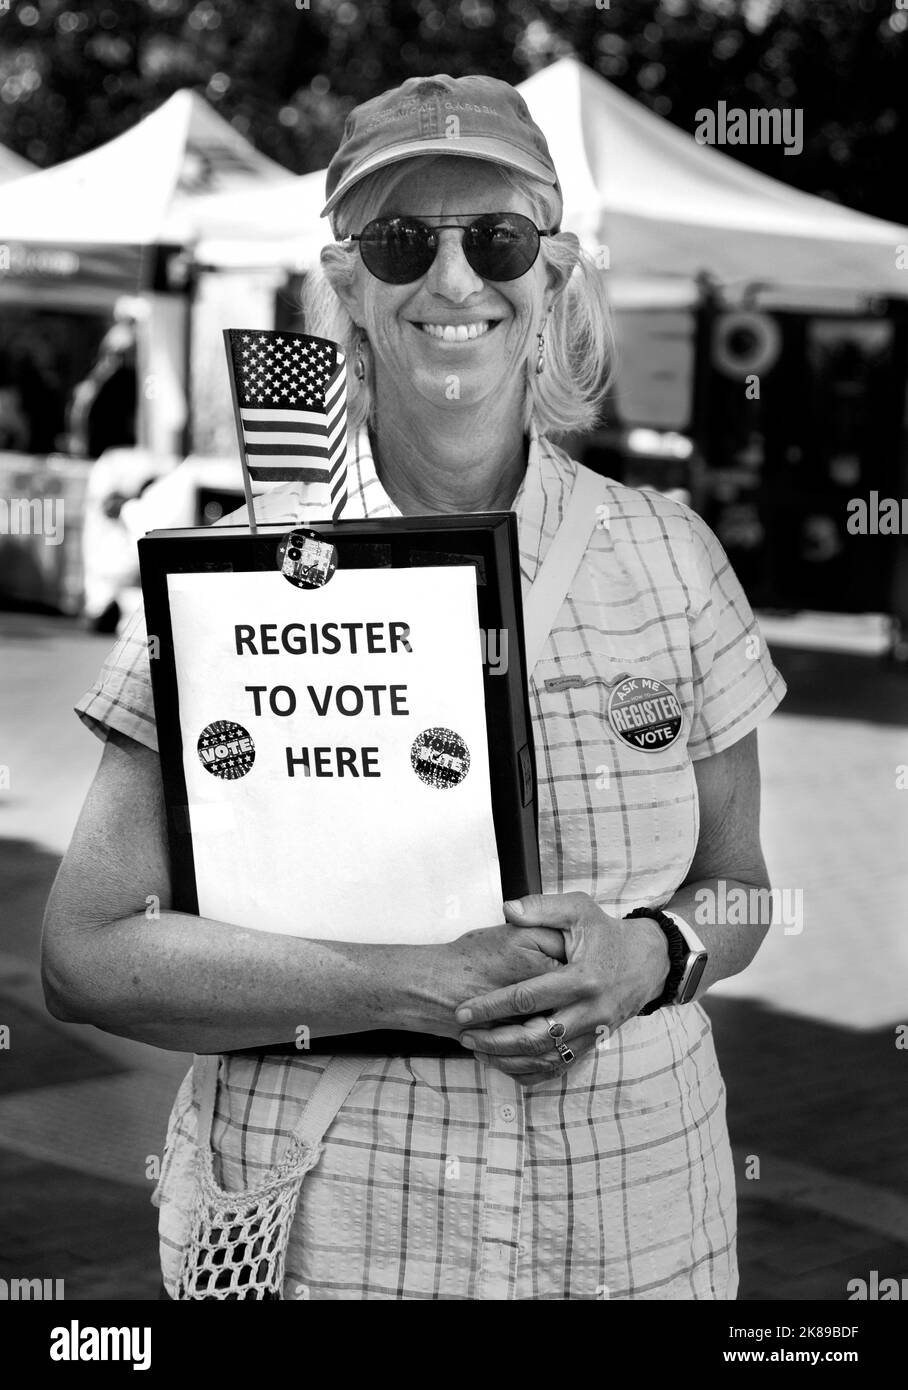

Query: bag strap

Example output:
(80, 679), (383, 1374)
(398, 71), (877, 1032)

(193, 1052), (366, 1154)
(522, 464), (608, 675)
(286, 1054), (365, 1150)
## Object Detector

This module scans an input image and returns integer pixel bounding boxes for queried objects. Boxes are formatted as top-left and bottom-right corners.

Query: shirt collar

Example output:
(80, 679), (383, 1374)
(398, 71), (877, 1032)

(277, 423), (576, 589)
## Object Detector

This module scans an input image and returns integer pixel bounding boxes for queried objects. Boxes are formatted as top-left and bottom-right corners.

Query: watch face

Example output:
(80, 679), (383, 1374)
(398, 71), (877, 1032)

(677, 951), (708, 1005)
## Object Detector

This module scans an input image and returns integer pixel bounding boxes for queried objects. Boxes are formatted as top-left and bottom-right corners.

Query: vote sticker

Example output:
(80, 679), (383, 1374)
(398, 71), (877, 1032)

(411, 727), (470, 789)
(276, 529), (338, 589)
(607, 677), (683, 753)
(197, 721), (256, 779)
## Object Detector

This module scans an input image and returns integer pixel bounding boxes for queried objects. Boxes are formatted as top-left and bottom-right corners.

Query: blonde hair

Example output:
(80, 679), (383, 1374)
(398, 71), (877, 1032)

(304, 156), (616, 440)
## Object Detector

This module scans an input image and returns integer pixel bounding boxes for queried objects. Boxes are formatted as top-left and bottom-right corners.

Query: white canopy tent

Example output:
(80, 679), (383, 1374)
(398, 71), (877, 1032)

(518, 58), (908, 309)
(0, 142), (33, 184)
(0, 91), (293, 455)
(0, 89), (289, 260)
(191, 169), (328, 270)
(192, 58), (908, 310)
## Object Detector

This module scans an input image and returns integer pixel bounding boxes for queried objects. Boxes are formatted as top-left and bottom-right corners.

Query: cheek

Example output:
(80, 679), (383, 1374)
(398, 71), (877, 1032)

(506, 277), (545, 331)
(363, 289), (410, 349)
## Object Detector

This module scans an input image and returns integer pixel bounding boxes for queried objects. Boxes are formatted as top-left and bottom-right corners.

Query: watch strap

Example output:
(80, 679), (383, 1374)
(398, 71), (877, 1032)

(625, 906), (688, 1015)
(661, 908), (708, 956)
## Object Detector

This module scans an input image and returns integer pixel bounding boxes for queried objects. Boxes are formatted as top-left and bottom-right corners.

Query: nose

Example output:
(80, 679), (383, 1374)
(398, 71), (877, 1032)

(423, 227), (485, 302)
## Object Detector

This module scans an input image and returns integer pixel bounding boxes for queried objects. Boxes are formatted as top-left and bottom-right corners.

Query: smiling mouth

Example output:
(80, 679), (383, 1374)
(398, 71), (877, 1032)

(415, 320), (499, 342)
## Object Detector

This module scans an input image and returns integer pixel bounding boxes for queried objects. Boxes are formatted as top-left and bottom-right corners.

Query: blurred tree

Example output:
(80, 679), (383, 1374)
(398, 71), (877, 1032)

(0, 0), (904, 223)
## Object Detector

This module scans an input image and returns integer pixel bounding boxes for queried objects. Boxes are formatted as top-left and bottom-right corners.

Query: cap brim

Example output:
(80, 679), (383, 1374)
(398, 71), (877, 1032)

(320, 137), (559, 218)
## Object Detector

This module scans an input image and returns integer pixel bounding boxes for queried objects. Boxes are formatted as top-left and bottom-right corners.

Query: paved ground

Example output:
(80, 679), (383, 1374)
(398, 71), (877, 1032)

(0, 610), (906, 1300)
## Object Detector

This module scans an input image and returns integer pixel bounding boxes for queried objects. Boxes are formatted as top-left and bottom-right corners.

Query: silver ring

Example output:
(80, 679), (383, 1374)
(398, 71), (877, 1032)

(555, 1042), (575, 1065)
(546, 1016), (565, 1040)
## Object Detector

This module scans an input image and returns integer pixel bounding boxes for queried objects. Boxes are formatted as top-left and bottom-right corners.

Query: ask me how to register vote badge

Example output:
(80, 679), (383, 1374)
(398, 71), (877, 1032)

(607, 675), (684, 752)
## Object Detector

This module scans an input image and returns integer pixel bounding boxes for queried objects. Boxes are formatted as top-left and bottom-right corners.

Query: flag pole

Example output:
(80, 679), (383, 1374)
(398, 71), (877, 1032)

(223, 329), (258, 534)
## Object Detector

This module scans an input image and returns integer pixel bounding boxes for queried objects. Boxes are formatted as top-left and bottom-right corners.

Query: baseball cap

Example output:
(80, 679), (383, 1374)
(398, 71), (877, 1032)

(321, 74), (562, 219)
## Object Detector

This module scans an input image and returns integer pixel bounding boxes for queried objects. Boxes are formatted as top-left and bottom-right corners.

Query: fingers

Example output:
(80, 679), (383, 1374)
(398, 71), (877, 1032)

(473, 1030), (600, 1082)
(505, 893), (625, 935)
(519, 925), (569, 962)
(455, 966), (584, 1028)
(462, 1015), (551, 1058)
(461, 1006), (586, 1058)
(474, 1049), (562, 1077)
(503, 892), (592, 929)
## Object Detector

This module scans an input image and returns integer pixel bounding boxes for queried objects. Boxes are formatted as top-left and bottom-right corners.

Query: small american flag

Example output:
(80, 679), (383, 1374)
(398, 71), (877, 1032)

(224, 329), (348, 519)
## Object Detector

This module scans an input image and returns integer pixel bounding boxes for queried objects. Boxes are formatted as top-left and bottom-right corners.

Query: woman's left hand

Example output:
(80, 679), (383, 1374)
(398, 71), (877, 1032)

(454, 893), (670, 1083)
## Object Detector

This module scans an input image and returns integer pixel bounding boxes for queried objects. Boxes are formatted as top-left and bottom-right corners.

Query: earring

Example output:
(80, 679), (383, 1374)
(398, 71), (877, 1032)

(354, 332), (367, 382)
(535, 328), (546, 375)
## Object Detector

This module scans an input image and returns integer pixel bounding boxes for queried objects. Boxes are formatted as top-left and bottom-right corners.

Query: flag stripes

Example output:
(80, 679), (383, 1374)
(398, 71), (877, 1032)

(225, 329), (348, 518)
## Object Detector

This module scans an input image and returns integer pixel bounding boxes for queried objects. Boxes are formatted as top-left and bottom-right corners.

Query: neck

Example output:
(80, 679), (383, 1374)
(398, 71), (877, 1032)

(371, 385), (528, 515)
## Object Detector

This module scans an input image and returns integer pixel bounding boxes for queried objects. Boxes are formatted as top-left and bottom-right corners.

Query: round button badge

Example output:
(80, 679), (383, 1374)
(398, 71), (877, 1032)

(276, 529), (338, 589)
(197, 720), (256, 779)
(607, 677), (683, 753)
(410, 727), (470, 789)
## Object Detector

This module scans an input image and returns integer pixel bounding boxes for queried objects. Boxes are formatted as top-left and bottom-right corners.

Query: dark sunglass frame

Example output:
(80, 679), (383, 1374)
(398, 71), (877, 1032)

(347, 212), (555, 284)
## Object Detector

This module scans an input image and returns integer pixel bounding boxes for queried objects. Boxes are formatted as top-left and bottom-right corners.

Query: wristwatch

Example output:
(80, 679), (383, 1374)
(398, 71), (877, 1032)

(625, 906), (709, 1014)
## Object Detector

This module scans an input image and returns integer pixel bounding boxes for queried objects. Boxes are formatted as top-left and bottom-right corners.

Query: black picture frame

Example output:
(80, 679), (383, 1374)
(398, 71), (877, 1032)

(139, 512), (541, 1057)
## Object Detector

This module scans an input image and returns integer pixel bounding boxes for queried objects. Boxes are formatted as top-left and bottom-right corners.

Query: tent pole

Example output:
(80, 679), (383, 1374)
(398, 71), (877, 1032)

(690, 273), (719, 468)
(180, 262), (197, 459)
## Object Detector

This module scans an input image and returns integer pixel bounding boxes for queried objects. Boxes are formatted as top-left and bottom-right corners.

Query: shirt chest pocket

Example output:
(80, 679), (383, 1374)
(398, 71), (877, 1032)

(529, 636), (701, 902)
(532, 622), (695, 759)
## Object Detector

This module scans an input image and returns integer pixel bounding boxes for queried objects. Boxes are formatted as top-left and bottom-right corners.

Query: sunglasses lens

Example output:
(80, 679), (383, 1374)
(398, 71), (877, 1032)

(464, 214), (540, 280)
(356, 213), (542, 283)
(358, 218), (433, 284)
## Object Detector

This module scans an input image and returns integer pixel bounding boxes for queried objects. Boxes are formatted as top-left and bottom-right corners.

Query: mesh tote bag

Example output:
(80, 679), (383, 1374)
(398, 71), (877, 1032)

(174, 1052), (366, 1300)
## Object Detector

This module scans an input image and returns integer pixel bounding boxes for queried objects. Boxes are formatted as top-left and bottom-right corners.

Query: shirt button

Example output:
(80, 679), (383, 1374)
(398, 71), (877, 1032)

(500, 1104), (516, 1122)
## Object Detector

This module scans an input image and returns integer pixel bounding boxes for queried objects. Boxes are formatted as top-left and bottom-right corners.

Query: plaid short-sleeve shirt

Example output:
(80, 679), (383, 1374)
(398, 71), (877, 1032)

(76, 427), (785, 1300)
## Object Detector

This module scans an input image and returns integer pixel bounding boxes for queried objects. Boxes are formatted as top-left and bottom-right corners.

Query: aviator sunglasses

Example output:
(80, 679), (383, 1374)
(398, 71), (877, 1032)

(348, 211), (555, 285)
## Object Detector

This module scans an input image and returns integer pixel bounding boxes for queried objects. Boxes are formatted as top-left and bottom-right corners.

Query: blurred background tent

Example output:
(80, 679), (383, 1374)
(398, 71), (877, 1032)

(0, 86), (289, 249)
(520, 58), (908, 306)
(190, 167), (326, 271)
(0, 88), (291, 457)
(0, 142), (33, 182)
(172, 57), (908, 627)
(0, 88), (296, 616)
(0, 3), (907, 629)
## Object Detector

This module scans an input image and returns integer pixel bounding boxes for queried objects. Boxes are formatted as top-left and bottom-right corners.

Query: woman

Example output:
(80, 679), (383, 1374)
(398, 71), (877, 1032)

(43, 74), (785, 1300)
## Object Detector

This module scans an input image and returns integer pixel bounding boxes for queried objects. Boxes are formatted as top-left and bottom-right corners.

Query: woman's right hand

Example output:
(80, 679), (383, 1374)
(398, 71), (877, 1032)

(43, 726), (569, 1052)
(413, 922), (567, 1039)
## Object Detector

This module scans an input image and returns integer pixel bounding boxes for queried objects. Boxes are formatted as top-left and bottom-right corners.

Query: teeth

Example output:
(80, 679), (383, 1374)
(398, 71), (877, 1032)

(419, 321), (491, 341)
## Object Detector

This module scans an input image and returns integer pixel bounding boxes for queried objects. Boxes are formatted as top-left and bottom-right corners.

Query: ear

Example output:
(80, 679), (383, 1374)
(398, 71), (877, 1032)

(319, 243), (364, 324)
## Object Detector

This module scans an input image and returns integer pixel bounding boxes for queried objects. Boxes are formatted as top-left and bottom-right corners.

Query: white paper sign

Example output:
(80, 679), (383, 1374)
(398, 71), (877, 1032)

(167, 566), (503, 945)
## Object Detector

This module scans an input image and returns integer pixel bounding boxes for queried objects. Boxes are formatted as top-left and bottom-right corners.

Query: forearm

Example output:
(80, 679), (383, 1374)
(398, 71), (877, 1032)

(665, 874), (771, 998)
(43, 909), (440, 1053)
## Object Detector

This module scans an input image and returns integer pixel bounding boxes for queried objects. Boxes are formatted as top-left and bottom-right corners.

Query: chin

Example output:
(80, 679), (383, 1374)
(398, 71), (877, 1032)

(420, 380), (500, 413)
